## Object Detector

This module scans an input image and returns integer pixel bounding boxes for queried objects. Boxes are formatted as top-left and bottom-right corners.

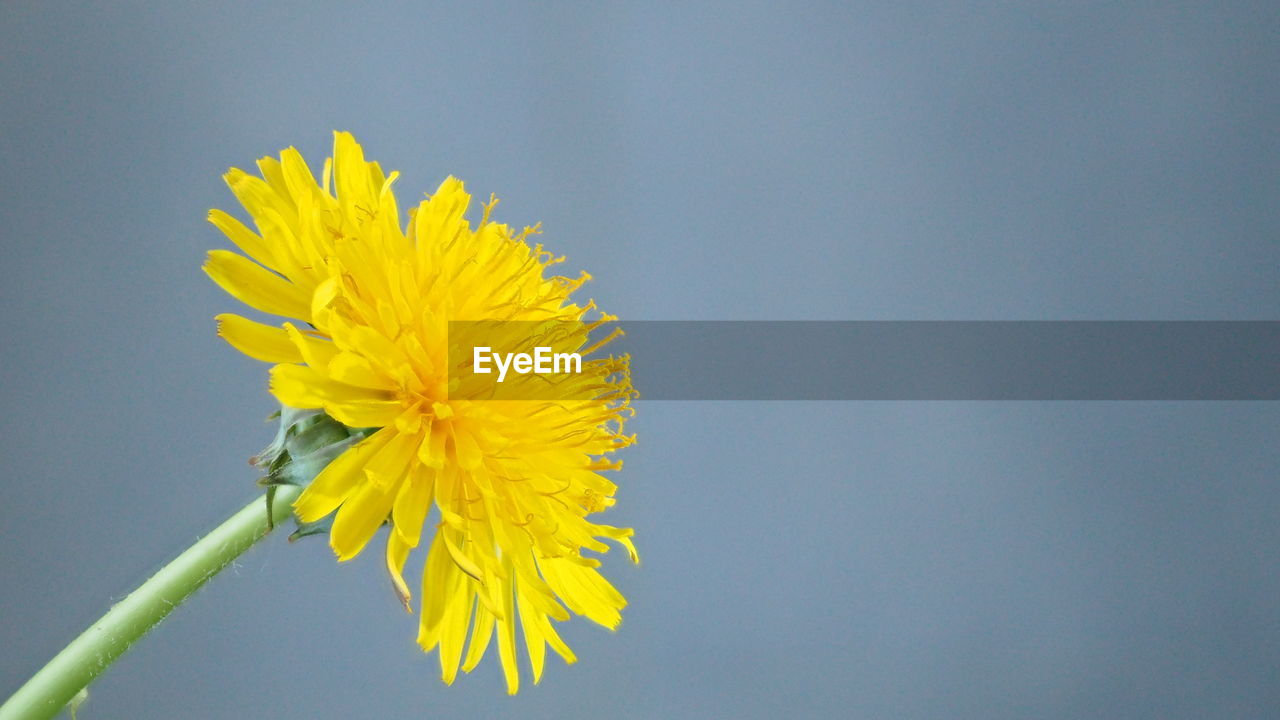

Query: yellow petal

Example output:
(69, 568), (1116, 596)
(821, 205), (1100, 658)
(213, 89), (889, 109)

(203, 250), (310, 319)
(207, 209), (277, 272)
(214, 313), (301, 363)
(377, 170), (402, 230)
(439, 584), (472, 685)
(333, 131), (377, 208)
(417, 419), (447, 468)
(309, 276), (343, 328)
(496, 554), (520, 695)
(537, 612), (576, 665)
(451, 426), (484, 470)
(226, 166), (282, 213)
(461, 601), (496, 673)
(269, 363), (392, 409)
(362, 429), (419, 488)
(414, 176), (470, 260)
(256, 156), (295, 212)
(279, 146), (321, 201)
(330, 473), (398, 561)
(419, 527), (465, 649)
(324, 399), (403, 429)
(517, 583), (547, 683)
(283, 322), (339, 369)
(595, 524), (641, 564)
(386, 531), (412, 612)
(293, 428), (393, 523)
(392, 467), (435, 546)
(329, 351), (387, 389)
(268, 364), (326, 408)
(540, 558), (624, 630)
(443, 530), (484, 583)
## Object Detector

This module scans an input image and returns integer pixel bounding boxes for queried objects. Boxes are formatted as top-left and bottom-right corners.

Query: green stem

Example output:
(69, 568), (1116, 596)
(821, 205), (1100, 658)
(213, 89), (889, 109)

(0, 485), (302, 720)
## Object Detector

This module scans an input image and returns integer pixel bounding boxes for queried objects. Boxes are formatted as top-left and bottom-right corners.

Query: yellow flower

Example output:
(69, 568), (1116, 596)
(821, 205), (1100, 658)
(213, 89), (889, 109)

(205, 132), (637, 693)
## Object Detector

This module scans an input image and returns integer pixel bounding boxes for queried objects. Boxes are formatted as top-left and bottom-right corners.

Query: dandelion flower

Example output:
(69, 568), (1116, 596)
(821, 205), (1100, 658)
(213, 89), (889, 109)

(204, 132), (637, 693)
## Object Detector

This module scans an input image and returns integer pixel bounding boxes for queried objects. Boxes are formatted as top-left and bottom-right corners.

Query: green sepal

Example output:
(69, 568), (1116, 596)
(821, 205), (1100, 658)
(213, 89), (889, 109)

(252, 405), (377, 540)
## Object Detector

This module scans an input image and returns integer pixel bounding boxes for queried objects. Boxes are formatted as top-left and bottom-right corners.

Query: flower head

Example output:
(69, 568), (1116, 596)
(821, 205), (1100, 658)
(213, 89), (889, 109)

(205, 132), (636, 693)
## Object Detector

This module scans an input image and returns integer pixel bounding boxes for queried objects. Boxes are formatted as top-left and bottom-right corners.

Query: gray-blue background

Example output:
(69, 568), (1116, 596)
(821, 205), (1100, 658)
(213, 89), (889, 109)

(2, 2), (1278, 718)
